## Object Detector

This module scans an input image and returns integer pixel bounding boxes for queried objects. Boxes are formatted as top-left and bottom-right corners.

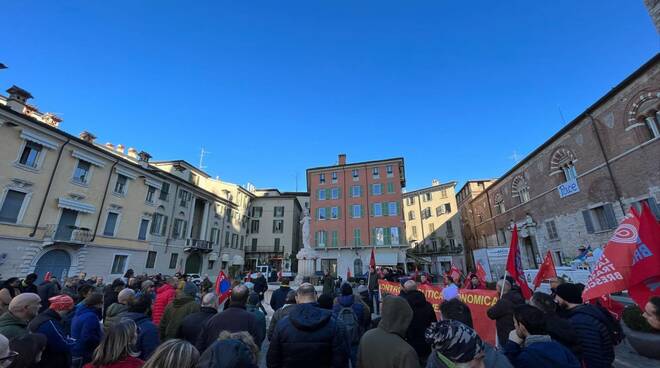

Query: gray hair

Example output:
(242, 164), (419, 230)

(403, 280), (417, 292)
(496, 279), (511, 292)
(201, 293), (218, 308)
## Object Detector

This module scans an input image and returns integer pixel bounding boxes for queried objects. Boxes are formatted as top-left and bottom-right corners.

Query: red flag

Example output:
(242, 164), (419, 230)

(506, 224), (532, 299)
(370, 247), (376, 269)
(476, 262), (487, 284)
(582, 212), (639, 301)
(533, 251), (557, 289)
(347, 266), (352, 280)
(450, 265), (462, 283)
(628, 202), (660, 306)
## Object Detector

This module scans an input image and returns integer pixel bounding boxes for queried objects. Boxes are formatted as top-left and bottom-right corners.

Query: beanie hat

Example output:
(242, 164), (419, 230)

(49, 295), (74, 312)
(341, 283), (353, 296)
(425, 320), (484, 363)
(555, 283), (583, 304)
(183, 282), (198, 297)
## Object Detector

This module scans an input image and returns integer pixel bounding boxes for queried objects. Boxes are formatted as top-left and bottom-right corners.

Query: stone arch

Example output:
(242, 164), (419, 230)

(627, 90), (660, 127)
(511, 175), (528, 198)
(494, 192), (504, 204)
(30, 246), (79, 280)
(549, 147), (577, 176)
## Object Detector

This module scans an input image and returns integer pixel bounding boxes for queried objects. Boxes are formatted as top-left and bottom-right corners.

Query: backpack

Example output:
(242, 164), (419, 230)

(593, 303), (624, 346)
(337, 306), (361, 344)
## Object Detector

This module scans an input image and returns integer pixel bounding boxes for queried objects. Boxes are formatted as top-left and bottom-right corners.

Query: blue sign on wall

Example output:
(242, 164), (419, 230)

(558, 178), (580, 198)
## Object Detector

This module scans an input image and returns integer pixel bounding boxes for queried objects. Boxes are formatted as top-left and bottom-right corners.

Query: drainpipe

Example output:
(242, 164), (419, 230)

(30, 138), (71, 237)
(90, 160), (119, 242)
(587, 113), (626, 214)
(164, 182), (180, 253)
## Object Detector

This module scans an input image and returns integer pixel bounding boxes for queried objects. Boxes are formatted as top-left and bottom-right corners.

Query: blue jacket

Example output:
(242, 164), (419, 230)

(503, 335), (580, 368)
(28, 309), (75, 368)
(270, 286), (292, 312)
(568, 304), (615, 368)
(267, 303), (349, 368)
(71, 305), (103, 363)
(124, 312), (160, 360)
(332, 295), (368, 329)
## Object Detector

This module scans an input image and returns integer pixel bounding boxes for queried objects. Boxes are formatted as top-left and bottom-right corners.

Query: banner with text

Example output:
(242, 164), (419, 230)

(378, 280), (498, 346)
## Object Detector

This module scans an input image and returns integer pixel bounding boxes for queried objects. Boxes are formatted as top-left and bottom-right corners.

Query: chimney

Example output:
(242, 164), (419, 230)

(6, 85), (33, 113)
(127, 148), (138, 159)
(42, 113), (62, 128)
(79, 131), (96, 143)
(116, 144), (125, 154)
(138, 151), (152, 164)
(432, 179), (440, 186)
(338, 153), (346, 166)
(105, 142), (115, 150)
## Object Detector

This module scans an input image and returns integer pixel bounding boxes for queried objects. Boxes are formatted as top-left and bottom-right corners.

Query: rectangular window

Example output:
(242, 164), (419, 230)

(436, 206), (445, 216)
(406, 197), (415, 206)
(111, 255), (128, 274)
(386, 165), (393, 177)
(169, 253), (178, 269)
(240, 235), (244, 250)
(225, 231), (230, 246)
(331, 188), (339, 200)
(519, 188), (530, 204)
(251, 238), (258, 251)
(274, 238), (281, 252)
(273, 219), (284, 233)
(231, 234), (238, 248)
(445, 203), (452, 213)
(563, 165), (578, 181)
(352, 204), (362, 218)
(0, 190), (27, 223)
(138, 219), (149, 240)
(372, 167), (380, 178)
(631, 198), (660, 220)
(387, 202), (397, 216)
(19, 141), (42, 168)
(449, 238), (456, 248)
(330, 206), (339, 219)
(498, 228), (507, 245)
(412, 225), (418, 238)
(440, 189), (447, 198)
(546, 220), (559, 240)
(351, 185), (361, 198)
(408, 211), (415, 220)
(387, 182), (394, 194)
(72, 160), (91, 184)
(318, 189), (326, 201)
(422, 207), (432, 219)
(428, 223), (435, 233)
(250, 220), (260, 234)
(331, 231), (338, 247)
(159, 182), (170, 201)
(251, 206), (263, 218)
(582, 204), (617, 233)
(274, 206), (285, 217)
(332, 172), (338, 183)
(319, 173), (326, 184)
(423, 192), (432, 202)
(114, 174), (128, 195)
(178, 190), (191, 207)
(375, 228), (384, 246)
(146, 186), (156, 203)
(390, 227), (400, 244)
(373, 203), (383, 217)
(103, 212), (119, 236)
(316, 231), (327, 247)
(318, 207), (327, 220)
(210, 228), (220, 244)
(145, 251), (157, 269)
(372, 184), (382, 196)
(172, 219), (187, 239)
(353, 229), (361, 246)
(150, 213), (166, 235)
(352, 169), (359, 181)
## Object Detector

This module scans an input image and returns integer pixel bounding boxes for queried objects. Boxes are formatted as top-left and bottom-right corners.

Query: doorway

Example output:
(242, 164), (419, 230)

(55, 209), (78, 241)
(184, 253), (202, 274)
(34, 250), (71, 280)
(523, 237), (539, 269)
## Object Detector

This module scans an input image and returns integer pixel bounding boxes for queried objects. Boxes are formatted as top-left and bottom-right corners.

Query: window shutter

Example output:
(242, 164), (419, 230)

(582, 210), (594, 234)
(382, 202), (388, 216)
(325, 189), (331, 199)
(315, 231), (319, 246)
(161, 216), (168, 236)
(338, 188), (341, 199)
(315, 207), (319, 220)
(338, 206), (342, 219)
(384, 228), (391, 245)
(446, 203), (452, 213)
(370, 204), (375, 217)
(604, 203), (617, 229)
(397, 227), (402, 244)
(371, 228), (376, 246)
(369, 184), (373, 196)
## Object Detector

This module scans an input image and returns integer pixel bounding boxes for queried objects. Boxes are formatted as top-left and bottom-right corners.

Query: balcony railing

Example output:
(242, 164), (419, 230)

(408, 243), (463, 256)
(185, 238), (213, 252)
(246, 246), (283, 253)
(43, 224), (93, 244)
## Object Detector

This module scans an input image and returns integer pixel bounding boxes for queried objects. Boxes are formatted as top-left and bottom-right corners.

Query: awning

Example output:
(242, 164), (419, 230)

(375, 253), (398, 266)
(208, 253), (218, 261)
(232, 255), (245, 265)
(58, 197), (96, 214)
(221, 254), (230, 262)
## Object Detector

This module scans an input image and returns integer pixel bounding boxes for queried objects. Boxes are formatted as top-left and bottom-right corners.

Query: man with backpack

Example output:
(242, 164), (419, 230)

(555, 283), (618, 368)
(333, 283), (371, 368)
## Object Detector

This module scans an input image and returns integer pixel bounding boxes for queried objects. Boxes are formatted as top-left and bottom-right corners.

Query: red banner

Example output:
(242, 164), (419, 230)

(378, 280), (498, 346)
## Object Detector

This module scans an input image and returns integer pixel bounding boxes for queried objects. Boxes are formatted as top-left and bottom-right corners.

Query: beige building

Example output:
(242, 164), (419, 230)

(456, 179), (496, 271)
(244, 189), (305, 272)
(0, 85), (259, 280)
(403, 180), (464, 275)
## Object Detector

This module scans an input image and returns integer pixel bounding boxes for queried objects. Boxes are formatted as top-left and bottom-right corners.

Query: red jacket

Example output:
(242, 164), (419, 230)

(83, 356), (144, 368)
(152, 284), (176, 325)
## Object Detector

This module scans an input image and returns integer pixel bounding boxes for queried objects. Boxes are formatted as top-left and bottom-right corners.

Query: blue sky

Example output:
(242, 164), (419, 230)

(2, 1), (658, 192)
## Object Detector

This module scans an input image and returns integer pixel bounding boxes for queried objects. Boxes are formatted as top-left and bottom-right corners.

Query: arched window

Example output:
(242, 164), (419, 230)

(494, 192), (505, 214)
(354, 259), (363, 276)
(627, 91), (660, 141)
(549, 148), (578, 181)
(512, 175), (530, 204)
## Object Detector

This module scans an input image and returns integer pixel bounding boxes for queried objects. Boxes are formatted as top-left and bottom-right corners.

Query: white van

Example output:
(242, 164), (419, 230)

(523, 267), (590, 294)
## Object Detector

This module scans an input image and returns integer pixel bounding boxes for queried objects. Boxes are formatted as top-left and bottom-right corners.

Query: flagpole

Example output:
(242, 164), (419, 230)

(500, 270), (508, 299)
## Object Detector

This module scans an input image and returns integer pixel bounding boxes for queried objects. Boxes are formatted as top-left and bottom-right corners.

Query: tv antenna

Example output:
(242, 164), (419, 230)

(199, 147), (211, 170)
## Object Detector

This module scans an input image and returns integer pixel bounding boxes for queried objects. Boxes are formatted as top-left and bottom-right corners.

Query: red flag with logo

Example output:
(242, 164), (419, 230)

(476, 262), (487, 284)
(582, 212), (639, 301)
(506, 224), (532, 299)
(450, 265), (462, 283)
(533, 251), (557, 289)
(628, 202), (660, 306)
(370, 247), (376, 269)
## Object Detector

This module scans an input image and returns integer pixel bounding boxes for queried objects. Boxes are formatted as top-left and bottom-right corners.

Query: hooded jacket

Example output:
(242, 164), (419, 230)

(267, 303), (350, 368)
(198, 339), (258, 368)
(268, 304), (295, 341)
(271, 286), (291, 312)
(543, 312), (582, 359)
(71, 305), (103, 363)
(486, 290), (525, 346)
(152, 284), (176, 325)
(401, 290), (437, 362)
(357, 296), (420, 368)
(178, 306), (217, 344)
(103, 302), (129, 331)
(503, 335), (580, 368)
(426, 344), (512, 368)
(567, 304), (615, 368)
(0, 311), (28, 340)
(159, 295), (200, 340)
(124, 312), (160, 360)
(29, 308), (75, 368)
(197, 305), (261, 353)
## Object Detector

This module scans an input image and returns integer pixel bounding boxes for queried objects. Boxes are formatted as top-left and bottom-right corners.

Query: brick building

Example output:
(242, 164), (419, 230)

(464, 54), (660, 273)
(456, 179), (496, 271)
(307, 155), (407, 277)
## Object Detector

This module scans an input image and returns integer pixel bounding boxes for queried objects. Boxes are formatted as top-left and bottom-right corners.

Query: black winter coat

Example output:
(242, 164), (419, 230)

(267, 303), (350, 368)
(544, 312), (582, 360)
(567, 304), (615, 368)
(270, 286), (292, 312)
(253, 276), (268, 294)
(196, 305), (261, 353)
(28, 309), (73, 368)
(486, 290), (525, 346)
(179, 307), (217, 344)
(400, 290), (437, 362)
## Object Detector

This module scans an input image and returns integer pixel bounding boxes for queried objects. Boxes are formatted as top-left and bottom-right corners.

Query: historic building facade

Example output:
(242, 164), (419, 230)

(307, 155), (407, 277)
(403, 180), (465, 274)
(464, 54), (660, 273)
(455, 179), (495, 271)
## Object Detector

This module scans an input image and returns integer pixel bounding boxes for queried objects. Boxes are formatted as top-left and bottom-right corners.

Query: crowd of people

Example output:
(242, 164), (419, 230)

(0, 266), (657, 368)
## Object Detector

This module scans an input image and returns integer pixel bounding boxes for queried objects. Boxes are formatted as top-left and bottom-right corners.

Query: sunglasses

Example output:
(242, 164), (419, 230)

(0, 351), (19, 362)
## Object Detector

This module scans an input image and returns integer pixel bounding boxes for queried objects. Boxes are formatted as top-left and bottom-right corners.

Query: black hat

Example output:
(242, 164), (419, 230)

(555, 283), (583, 304)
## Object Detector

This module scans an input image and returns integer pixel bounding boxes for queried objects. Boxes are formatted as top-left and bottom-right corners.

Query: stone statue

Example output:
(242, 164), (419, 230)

(300, 208), (311, 249)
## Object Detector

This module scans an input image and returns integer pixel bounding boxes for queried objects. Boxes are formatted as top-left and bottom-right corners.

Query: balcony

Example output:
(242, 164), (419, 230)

(408, 243), (463, 256)
(185, 239), (214, 253)
(43, 224), (93, 246)
(246, 246), (283, 254)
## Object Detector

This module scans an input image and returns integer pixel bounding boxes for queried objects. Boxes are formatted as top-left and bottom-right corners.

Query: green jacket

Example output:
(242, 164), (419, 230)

(159, 296), (199, 340)
(103, 303), (129, 332)
(0, 312), (29, 340)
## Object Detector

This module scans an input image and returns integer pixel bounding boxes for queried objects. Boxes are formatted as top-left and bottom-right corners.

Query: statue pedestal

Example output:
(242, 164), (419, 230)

(294, 248), (318, 286)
